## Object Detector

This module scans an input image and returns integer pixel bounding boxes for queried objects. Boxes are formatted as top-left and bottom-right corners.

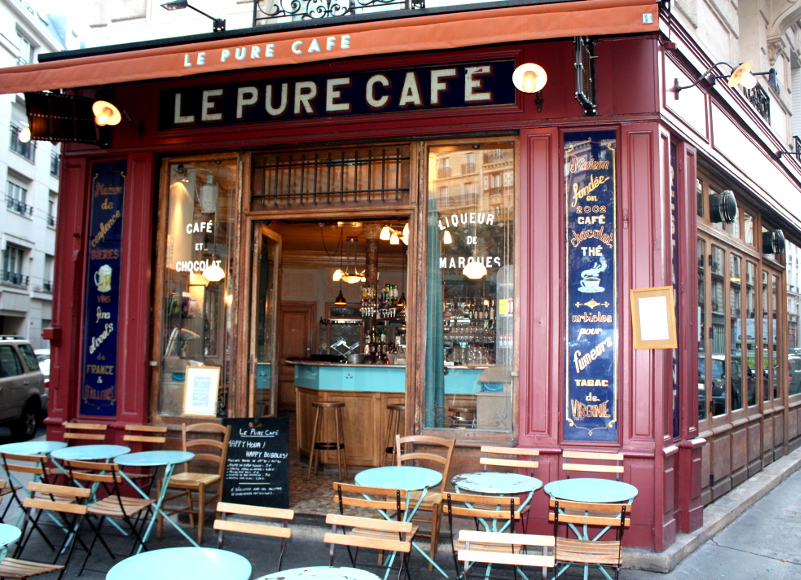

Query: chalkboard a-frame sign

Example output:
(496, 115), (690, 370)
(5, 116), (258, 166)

(221, 417), (290, 509)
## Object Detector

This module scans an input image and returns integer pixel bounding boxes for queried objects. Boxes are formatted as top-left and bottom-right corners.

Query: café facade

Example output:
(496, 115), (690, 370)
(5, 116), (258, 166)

(2, 0), (801, 553)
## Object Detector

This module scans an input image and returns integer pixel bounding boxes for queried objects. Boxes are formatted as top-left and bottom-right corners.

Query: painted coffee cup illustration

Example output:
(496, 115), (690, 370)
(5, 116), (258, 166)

(580, 276), (601, 290)
(94, 264), (112, 293)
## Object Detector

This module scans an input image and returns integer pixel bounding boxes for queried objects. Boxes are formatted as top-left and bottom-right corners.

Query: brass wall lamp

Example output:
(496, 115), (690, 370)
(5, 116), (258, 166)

(673, 61), (776, 98)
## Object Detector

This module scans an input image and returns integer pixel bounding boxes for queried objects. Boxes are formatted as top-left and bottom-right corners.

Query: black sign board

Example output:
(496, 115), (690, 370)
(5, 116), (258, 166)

(221, 417), (290, 508)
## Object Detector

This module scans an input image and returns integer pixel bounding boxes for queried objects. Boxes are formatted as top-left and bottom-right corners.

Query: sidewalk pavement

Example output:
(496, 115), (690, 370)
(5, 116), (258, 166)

(4, 430), (801, 579)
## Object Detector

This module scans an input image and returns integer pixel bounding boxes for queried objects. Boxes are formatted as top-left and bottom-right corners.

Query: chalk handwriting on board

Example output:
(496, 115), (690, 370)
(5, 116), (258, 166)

(222, 417), (289, 508)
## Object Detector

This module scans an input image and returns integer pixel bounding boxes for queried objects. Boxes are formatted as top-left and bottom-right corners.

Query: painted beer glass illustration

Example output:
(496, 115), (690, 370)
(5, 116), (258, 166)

(94, 264), (113, 292)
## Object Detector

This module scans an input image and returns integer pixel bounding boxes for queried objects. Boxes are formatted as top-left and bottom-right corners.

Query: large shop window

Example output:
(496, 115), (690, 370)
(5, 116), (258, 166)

(424, 142), (516, 431)
(786, 240), (801, 396)
(696, 174), (785, 421)
(158, 158), (237, 417)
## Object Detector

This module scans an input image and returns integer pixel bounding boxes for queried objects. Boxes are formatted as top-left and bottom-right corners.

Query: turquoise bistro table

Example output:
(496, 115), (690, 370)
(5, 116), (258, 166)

(106, 547), (250, 580)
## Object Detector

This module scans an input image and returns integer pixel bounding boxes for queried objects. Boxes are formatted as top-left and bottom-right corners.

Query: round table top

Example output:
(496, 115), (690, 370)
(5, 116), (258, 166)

(113, 450), (194, 467)
(452, 472), (543, 495)
(544, 478), (638, 503)
(0, 524), (21, 547)
(51, 445), (131, 462)
(355, 466), (442, 491)
(257, 566), (381, 580)
(106, 547), (251, 580)
(0, 440), (67, 455)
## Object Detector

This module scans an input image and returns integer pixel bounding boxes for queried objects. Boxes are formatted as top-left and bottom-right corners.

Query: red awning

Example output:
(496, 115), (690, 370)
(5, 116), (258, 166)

(0, 0), (657, 95)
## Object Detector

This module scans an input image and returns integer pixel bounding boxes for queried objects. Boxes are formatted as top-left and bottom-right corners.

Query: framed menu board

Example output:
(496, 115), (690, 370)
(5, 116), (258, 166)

(630, 287), (677, 349)
(182, 366), (220, 417)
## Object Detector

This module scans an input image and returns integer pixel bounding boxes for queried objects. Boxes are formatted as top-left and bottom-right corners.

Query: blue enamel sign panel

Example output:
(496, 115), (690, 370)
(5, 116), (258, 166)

(564, 131), (618, 441)
(80, 160), (126, 417)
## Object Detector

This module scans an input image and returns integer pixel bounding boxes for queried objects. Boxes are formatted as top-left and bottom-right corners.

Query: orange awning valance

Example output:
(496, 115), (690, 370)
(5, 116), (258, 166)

(0, 0), (657, 95)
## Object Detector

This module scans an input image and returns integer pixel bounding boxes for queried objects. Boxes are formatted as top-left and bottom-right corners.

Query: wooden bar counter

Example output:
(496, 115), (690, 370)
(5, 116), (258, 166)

(291, 360), (488, 467)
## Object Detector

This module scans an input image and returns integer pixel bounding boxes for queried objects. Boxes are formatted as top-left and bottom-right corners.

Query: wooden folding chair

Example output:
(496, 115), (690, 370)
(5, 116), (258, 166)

(478, 446), (540, 530)
(457, 530), (555, 580)
(549, 499), (631, 580)
(0, 453), (59, 529)
(214, 502), (294, 571)
(121, 424), (168, 492)
(395, 434), (455, 571)
(325, 513), (414, 580)
(62, 458), (155, 570)
(443, 492), (521, 576)
(62, 422), (108, 444)
(157, 422), (231, 544)
(562, 450), (624, 480)
(15, 482), (93, 580)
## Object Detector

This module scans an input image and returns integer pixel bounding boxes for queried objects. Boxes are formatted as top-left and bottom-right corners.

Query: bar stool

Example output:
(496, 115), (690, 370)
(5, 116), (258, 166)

(448, 405), (476, 428)
(307, 401), (348, 480)
(382, 404), (405, 466)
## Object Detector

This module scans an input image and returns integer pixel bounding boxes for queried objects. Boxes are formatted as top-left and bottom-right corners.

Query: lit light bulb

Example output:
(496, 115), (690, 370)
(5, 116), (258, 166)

(390, 232), (400, 245)
(225, 294), (233, 306)
(333, 269), (343, 281)
(463, 260), (488, 279)
(522, 71), (538, 93)
(18, 126), (31, 143)
(443, 230), (453, 244)
(380, 226), (391, 240)
(95, 108), (112, 126)
(402, 223), (409, 238)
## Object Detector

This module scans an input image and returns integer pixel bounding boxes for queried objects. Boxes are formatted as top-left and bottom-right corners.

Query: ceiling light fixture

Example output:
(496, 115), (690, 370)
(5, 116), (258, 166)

(512, 62), (548, 113)
(202, 259), (225, 282)
(379, 223), (409, 246)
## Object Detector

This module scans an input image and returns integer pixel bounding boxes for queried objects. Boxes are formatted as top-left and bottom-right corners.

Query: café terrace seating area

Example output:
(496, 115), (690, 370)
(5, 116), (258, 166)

(0, 419), (637, 580)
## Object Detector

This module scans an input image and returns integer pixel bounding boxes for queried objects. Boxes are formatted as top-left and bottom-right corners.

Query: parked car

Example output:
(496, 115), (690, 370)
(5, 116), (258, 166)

(788, 355), (801, 395)
(35, 348), (50, 382)
(0, 336), (48, 440)
(698, 354), (755, 415)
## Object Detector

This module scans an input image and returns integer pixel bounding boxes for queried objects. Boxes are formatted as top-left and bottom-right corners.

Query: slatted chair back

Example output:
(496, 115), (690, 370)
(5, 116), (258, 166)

(16, 482), (91, 580)
(62, 458), (155, 571)
(324, 513), (413, 580)
(457, 530), (555, 580)
(214, 502), (295, 571)
(332, 482), (409, 519)
(0, 453), (55, 522)
(395, 435), (455, 489)
(562, 450), (624, 480)
(394, 434), (455, 572)
(549, 498), (631, 580)
(479, 446), (539, 475)
(443, 491), (522, 574)
(122, 424), (167, 446)
(62, 422), (108, 443)
(157, 422), (231, 545)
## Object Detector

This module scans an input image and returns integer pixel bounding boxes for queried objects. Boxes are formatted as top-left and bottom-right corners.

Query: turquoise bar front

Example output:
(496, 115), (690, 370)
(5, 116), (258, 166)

(292, 362), (486, 394)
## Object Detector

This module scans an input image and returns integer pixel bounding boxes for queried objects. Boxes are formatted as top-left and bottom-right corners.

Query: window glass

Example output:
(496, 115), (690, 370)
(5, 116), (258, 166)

(762, 269), (770, 402)
(696, 179), (704, 218)
(0, 346), (23, 378)
(743, 213), (754, 245)
(711, 245), (726, 415)
(746, 261), (757, 405)
(787, 241), (801, 395)
(18, 344), (39, 373)
(425, 142), (515, 431)
(158, 158), (237, 417)
(698, 237), (707, 420)
(730, 254), (744, 410)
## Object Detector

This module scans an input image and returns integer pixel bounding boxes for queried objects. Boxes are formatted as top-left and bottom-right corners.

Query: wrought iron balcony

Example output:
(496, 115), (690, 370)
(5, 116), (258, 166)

(794, 135), (801, 156)
(1, 271), (29, 287)
(6, 196), (33, 217)
(254, 0), (425, 25)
